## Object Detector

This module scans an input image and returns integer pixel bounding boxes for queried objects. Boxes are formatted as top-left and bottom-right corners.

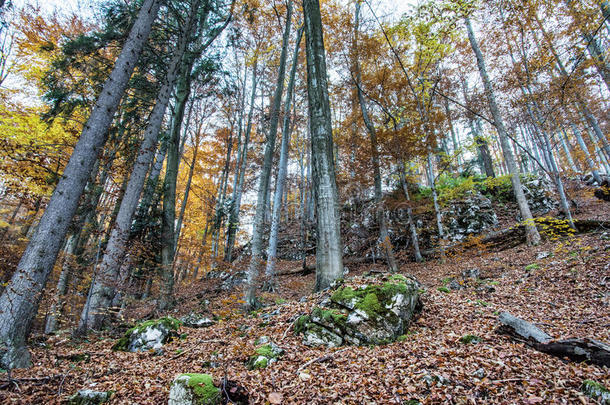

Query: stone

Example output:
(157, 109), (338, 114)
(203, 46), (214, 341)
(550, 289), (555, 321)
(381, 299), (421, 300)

(68, 389), (112, 405)
(168, 374), (220, 405)
(461, 268), (480, 280)
(445, 191), (498, 241)
(581, 380), (610, 404)
(536, 251), (551, 260)
(473, 368), (486, 379)
(246, 338), (284, 369)
(295, 275), (422, 347)
(220, 271), (247, 291)
(112, 317), (181, 352)
(179, 313), (215, 328)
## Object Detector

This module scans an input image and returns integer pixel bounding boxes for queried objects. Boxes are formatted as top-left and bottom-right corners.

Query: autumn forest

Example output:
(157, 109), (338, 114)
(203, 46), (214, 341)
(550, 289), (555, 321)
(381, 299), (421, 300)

(0, 0), (609, 403)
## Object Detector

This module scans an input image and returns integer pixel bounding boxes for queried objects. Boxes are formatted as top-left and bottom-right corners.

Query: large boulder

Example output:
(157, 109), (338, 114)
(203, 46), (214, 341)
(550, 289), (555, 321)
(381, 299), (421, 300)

(295, 275), (422, 347)
(168, 374), (220, 405)
(445, 191), (498, 241)
(113, 317), (181, 352)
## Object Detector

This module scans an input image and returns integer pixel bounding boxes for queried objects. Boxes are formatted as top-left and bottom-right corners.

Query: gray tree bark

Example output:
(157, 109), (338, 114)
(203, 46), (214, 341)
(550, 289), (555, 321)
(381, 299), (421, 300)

(465, 16), (541, 245)
(353, 1), (397, 272)
(398, 160), (422, 262)
(225, 63), (258, 262)
(76, 2), (198, 334)
(0, 0), (162, 369)
(265, 25), (304, 285)
(245, 0), (293, 308)
(303, 0), (343, 291)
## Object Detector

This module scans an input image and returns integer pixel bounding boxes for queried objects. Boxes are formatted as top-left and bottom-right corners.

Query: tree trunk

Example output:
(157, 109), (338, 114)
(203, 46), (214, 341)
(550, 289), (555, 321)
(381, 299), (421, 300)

(304, 0), (343, 291)
(0, 0), (162, 369)
(224, 64), (258, 262)
(245, 0), (293, 308)
(76, 3), (198, 334)
(265, 25), (304, 285)
(465, 16), (540, 245)
(353, 1), (397, 273)
(398, 160), (422, 262)
(426, 151), (445, 261)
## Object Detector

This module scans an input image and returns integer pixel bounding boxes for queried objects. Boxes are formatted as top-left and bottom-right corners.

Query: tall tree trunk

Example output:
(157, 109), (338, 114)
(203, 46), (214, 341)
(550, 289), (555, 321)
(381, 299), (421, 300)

(398, 160), (422, 263)
(175, 134), (200, 248)
(465, 16), (540, 245)
(265, 25), (304, 286)
(0, 0), (162, 369)
(245, 0), (293, 308)
(224, 64), (258, 262)
(304, 0), (343, 291)
(426, 150), (446, 261)
(76, 4), (198, 334)
(353, 1), (397, 272)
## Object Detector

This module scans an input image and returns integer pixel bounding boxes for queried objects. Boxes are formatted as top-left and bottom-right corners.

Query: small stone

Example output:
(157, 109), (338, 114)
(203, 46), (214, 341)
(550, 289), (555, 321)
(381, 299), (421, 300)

(536, 251), (551, 260)
(299, 372), (311, 381)
(473, 368), (486, 379)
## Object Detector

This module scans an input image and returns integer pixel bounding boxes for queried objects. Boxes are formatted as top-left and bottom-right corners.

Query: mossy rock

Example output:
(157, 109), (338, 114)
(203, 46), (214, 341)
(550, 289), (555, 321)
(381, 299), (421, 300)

(113, 317), (181, 352)
(582, 380), (610, 404)
(246, 339), (284, 370)
(67, 389), (113, 405)
(168, 374), (220, 405)
(297, 277), (422, 347)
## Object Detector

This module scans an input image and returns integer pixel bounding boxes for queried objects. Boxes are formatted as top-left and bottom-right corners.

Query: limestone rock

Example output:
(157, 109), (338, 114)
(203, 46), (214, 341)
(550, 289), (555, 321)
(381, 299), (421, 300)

(168, 374), (220, 405)
(247, 337), (284, 369)
(179, 313), (215, 328)
(68, 389), (112, 405)
(113, 317), (181, 352)
(445, 191), (498, 241)
(295, 275), (422, 347)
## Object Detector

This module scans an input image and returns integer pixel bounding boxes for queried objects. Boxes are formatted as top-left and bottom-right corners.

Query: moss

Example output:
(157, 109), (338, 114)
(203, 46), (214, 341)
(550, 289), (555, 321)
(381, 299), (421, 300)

(581, 380), (610, 404)
(389, 274), (408, 283)
(113, 317), (181, 352)
(331, 281), (414, 319)
(331, 286), (357, 303)
(312, 308), (347, 327)
(180, 373), (220, 405)
(437, 287), (451, 293)
(525, 263), (539, 271)
(254, 344), (275, 358)
(356, 293), (382, 317)
(294, 315), (310, 334)
(460, 334), (481, 344)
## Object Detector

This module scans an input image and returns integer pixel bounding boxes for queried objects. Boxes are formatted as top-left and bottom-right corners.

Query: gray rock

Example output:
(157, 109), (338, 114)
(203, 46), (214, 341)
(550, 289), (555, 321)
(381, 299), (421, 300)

(168, 374), (220, 405)
(445, 191), (498, 241)
(462, 268), (480, 280)
(113, 318), (180, 352)
(536, 251), (551, 260)
(220, 271), (247, 291)
(473, 368), (486, 379)
(179, 313), (215, 328)
(68, 389), (112, 404)
(295, 276), (422, 347)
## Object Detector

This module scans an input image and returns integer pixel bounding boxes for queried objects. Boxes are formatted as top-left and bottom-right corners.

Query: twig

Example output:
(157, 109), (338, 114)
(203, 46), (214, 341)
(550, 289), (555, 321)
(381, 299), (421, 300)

(281, 317), (299, 341)
(297, 348), (350, 373)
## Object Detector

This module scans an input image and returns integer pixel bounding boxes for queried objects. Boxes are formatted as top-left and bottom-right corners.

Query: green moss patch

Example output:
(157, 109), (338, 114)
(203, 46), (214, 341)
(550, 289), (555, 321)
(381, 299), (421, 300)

(459, 334), (481, 344)
(180, 373), (220, 404)
(331, 281), (414, 319)
(112, 317), (181, 351)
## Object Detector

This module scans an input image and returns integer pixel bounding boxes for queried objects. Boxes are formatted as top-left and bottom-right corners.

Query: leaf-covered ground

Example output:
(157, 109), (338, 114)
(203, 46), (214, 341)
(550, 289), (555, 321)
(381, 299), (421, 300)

(2, 200), (609, 404)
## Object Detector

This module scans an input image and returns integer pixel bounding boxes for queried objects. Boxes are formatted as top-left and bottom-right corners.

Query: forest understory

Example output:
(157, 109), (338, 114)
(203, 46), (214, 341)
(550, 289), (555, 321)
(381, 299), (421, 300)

(1, 188), (609, 404)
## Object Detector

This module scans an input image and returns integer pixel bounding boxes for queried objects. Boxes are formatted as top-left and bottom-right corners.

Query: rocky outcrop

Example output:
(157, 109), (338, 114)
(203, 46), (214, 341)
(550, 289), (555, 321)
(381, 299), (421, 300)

(295, 275), (422, 347)
(168, 374), (220, 405)
(113, 317), (181, 352)
(445, 191), (498, 241)
(521, 176), (555, 213)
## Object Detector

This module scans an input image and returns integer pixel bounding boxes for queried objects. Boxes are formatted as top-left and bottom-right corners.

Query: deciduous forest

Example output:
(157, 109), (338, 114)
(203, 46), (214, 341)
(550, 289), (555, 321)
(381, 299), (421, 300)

(0, 0), (609, 403)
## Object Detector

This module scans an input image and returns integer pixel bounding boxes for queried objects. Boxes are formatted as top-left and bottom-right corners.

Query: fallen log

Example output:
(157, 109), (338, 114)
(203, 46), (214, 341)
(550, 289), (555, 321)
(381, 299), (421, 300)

(497, 311), (610, 367)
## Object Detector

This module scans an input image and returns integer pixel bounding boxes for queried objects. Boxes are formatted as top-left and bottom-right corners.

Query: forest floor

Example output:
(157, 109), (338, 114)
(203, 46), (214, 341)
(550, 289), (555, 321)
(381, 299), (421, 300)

(1, 192), (609, 404)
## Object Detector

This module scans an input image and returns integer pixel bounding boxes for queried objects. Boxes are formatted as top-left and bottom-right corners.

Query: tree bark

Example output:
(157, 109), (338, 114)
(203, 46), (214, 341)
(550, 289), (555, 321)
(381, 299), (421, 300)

(353, 1), (397, 273)
(398, 160), (422, 262)
(76, 2), (198, 334)
(0, 0), (162, 369)
(265, 25), (304, 285)
(245, 0), (293, 308)
(465, 16), (540, 245)
(303, 0), (343, 291)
